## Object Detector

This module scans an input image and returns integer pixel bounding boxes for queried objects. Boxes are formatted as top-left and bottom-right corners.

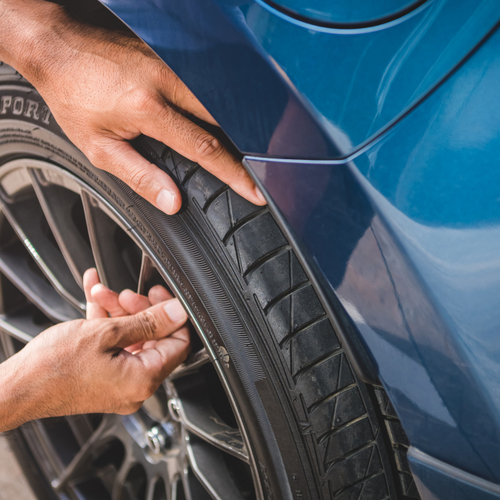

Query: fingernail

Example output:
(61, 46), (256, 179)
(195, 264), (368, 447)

(255, 186), (266, 205)
(157, 189), (175, 215)
(164, 299), (187, 323)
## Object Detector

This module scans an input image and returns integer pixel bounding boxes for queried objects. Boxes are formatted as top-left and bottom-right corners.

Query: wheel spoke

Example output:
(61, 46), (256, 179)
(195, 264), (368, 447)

(146, 476), (169, 500)
(0, 331), (13, 359)
(146, 478), (156, 500)
(111, 460), (130, 500)
(183, 467), (212, 500)
(0, 306), (48, 342)
(0, 238), (81, 322)
(138, 253), (155, 295)
(174, 374), (249, 462)
(65, 415), (96, 448)
(169, 348), (211, 380)
(0, 191), (85, 310)
(171, 478), (183, 500)
(179, 468), (191, 500)
(111, 457), (142, 500)
(187, 437), (246, 500)
(0, 160), (264, 500)
(52, 414), (116, 492)
(138, 252), (171, 296)
(146, 481), (157, 500)
(29, 169), (95, 287)
(81, 191), (139, 293)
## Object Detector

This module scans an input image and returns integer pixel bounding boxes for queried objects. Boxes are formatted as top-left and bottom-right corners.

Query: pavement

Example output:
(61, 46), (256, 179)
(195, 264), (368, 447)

(0, 436), (37, 500)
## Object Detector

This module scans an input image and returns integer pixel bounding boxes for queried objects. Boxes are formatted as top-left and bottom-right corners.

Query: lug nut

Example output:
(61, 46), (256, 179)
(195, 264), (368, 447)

(145, 426), (169, 454)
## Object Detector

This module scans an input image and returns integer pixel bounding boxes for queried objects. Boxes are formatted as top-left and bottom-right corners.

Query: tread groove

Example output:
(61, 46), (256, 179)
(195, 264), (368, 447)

(263, 279), (309, 315)
(222, 207), (269, 245)
(317, 413), (367, 446)
(279, 314), (328, 347)
(312, 384), (360, 429)
(325, 441), (377, 474)
(243, 244), (291, 279)
(293, 347), (343, 382)
(232, 234), (243, 274)
(333, 471), (385, 498)
(202, 184), (229, 213)
(180, 163), (201, 186)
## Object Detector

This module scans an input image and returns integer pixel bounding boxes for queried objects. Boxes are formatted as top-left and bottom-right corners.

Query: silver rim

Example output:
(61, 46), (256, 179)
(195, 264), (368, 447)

(0, 158), (263, 500)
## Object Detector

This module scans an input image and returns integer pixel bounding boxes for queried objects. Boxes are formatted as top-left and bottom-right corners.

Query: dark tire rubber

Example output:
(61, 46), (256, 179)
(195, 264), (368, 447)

(0, 64), (420, 500)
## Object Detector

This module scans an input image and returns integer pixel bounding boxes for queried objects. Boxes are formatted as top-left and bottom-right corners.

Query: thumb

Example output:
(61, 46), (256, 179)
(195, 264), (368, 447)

(109, 298), (188, 348)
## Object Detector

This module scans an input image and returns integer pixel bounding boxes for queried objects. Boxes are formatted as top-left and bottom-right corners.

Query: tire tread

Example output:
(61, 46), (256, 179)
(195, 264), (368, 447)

(139, 136), (418, 500)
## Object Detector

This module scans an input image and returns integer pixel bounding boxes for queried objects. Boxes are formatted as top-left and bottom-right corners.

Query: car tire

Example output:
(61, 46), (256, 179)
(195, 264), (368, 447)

(0, 63), (419, 500)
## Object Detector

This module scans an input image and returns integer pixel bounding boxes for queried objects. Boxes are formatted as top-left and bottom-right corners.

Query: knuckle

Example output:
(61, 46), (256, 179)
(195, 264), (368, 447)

(85, 141), (107, 168)
(134, 311), (158, 342)
(105, 322), (122, 339)
(96, 321), (120, 348)
(130, 89), (160, 112)
(126, 168), (151, 195)
(169, 76), (180, 106)
(72, 318), (87, 331)
(194, 133), (221, 159)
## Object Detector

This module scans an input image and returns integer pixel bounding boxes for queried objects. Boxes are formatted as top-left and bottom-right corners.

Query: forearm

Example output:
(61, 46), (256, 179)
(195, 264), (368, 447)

(0, 0), (69, 83)
(0, 352), (40, 432)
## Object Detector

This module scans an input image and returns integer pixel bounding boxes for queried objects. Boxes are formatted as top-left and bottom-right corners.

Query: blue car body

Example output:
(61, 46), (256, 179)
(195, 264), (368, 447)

(99, 1), (500, 498)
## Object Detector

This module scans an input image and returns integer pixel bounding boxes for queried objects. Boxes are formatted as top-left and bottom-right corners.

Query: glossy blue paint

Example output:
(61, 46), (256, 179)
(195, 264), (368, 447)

(103, 0), (500, 159)
(248, 0), (500, 154)
(408, 448), (500, 500)
(258, 0), (427, 26)
(246, 21), (500, 484)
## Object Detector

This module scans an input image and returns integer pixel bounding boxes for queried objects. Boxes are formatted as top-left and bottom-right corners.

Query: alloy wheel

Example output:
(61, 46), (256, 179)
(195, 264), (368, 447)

(0, 158), (262, 500)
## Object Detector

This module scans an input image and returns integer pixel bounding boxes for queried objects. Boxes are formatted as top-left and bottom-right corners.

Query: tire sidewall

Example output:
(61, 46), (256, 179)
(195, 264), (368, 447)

(0, 83), (315, 500)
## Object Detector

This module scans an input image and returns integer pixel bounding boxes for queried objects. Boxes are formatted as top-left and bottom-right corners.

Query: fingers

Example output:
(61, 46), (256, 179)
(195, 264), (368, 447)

(148, 285), (173, 305)
(109, 298), (188, 348)
(140, 106), (266, 207)
(118, 286), (173, 353)
(119, 285), (172, 314)
(91, 284), (128, 318)
(87, 108), (266, 214)
(86, 139), (182, 215)
(136, 326), (191, 377)
(118, 289), (152, 315)
(83, 268), (108, 319)
(92, 282), (172, 317)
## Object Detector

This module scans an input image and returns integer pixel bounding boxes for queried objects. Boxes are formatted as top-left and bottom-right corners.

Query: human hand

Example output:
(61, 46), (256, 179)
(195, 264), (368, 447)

(0, 0), (265, 214)
(0, 268), (190, 431)
(84, 267), (179, 356)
